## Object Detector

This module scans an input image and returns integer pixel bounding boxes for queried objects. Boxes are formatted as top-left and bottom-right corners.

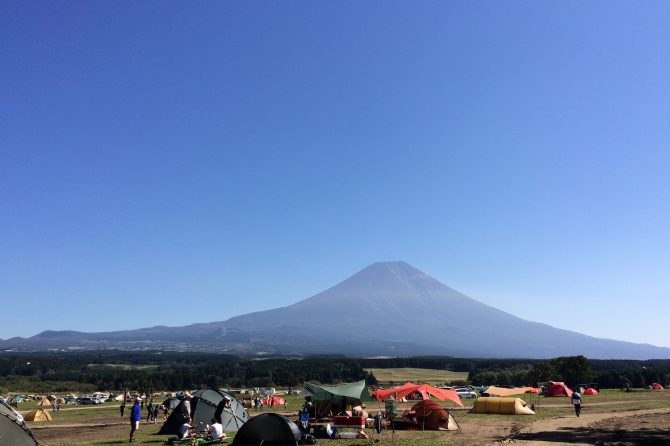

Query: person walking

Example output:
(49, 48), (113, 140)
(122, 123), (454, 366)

(129, 397), (141, 442)
(571, 389), (582, 417)
(120, 403), (126, 417)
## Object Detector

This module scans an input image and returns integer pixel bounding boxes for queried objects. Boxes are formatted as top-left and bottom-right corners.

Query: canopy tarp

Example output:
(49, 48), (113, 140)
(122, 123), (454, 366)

(303, 380), (372, 403)
(484, 386), (534, 397)
(373, 382), (463, 407)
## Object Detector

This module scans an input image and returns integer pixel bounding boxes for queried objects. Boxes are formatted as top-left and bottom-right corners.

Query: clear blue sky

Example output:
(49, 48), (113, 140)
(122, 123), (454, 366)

(2, 1), (669, 348)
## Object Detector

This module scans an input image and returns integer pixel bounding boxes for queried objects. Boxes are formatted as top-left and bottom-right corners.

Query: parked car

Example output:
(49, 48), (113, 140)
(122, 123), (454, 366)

(78, 396), (103, 405)
(454, 387), (478, 399)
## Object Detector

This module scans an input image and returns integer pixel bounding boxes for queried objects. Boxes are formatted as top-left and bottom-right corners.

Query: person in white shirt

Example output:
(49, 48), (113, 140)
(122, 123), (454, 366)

(179, 418), (194, 439)
(209, 418), (226, 440)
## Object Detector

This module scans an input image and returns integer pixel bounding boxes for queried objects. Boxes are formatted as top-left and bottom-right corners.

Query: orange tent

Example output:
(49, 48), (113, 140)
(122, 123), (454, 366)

(372, 382), (462, 407)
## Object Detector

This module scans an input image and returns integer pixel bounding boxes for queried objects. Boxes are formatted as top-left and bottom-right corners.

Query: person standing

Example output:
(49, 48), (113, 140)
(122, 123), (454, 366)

(120, 402), (126, 417)
(571, 389), (582, 417)
(147, 401), (154, 422)
(129, 397), (141, 442)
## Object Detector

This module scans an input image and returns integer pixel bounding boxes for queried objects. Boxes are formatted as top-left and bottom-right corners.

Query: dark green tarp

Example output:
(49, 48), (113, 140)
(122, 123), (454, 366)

(302, 380), (372, 403)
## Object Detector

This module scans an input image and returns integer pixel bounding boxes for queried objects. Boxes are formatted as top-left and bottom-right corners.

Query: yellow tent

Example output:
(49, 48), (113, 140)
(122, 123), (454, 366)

(38, 398), (52, 407)
(484, 386), (535, 397)
(472, 397), (535, 415)
(24, 409), (53, 422)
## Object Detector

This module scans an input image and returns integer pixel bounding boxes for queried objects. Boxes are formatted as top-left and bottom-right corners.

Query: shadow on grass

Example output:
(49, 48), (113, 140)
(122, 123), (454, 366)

(513, 424), (670, 445)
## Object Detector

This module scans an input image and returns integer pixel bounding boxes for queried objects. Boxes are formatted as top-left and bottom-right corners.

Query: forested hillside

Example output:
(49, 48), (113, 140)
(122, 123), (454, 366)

(1, 352), (669, 393)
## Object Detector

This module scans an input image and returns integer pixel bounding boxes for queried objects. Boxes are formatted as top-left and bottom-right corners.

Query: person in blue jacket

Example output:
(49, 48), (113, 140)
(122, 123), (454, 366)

(129, 397), (141, 442)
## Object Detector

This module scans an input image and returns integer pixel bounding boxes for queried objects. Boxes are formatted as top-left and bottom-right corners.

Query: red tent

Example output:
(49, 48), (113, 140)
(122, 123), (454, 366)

(544, 382), (573, 397)
(651, 383), (665, 391)
(372, 382), (462, 407)
(584, 388), (599, 395)
(525, 388), (540, 394)
(263, 396), (286, 406)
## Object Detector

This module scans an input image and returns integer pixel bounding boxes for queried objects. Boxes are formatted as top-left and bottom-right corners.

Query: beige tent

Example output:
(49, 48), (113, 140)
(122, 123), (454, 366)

(24, 409), (53, 422)
(472, 397), (535, 415)
(114, 394), (125, 402)
(38, 398), (52, 407)
(484, 386), (535, 397)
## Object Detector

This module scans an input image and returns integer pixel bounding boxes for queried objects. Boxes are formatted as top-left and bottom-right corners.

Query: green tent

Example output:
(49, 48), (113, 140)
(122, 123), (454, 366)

(302, 380), (372, 417)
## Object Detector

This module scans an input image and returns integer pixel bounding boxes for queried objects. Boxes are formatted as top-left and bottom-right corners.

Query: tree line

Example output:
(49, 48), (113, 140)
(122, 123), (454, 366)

(1, 352), (669, 394)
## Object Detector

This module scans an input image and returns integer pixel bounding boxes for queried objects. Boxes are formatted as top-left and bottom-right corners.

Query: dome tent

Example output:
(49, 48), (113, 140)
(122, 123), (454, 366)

(158, 389), (248, 436)
(0, 399), (37, 446)
(24, 409), (53, 422)
(232, 413), (301, 446)
(544, 382), (573, 397)
(410, 400), (459, 430)
(584, 388), (599, 395)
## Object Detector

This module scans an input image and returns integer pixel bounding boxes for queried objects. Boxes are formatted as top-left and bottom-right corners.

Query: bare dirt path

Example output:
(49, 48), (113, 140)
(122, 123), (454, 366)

(490, 408), (670, 446)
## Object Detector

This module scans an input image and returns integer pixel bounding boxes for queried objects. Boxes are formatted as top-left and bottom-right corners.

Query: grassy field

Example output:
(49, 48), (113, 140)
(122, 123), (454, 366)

(366, 367), (469, 385)
(22, 389), (670, 445)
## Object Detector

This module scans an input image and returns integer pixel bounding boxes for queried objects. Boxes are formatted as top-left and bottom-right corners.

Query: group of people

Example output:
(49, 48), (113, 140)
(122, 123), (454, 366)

(145, 401), (164, 423)
(177, 417), (226, 441)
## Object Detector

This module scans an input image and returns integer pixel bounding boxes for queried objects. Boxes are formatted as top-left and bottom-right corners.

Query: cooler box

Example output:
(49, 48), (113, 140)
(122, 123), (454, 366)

(333, 416), (366, 428)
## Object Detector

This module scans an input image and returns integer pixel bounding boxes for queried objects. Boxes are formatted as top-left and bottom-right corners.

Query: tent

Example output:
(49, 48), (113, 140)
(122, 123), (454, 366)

(263, 396), (286, 407)
(483, 387), (534, 397)
(232, 413), (301, 446)
(651, 383), (665, 391)
(409, 400), (459, 431)
(23, 409), (53, 422)
(38, 398), (52, 407)
(158, 389), (248, 436)
(472, 397), (535, 415)
(162, 397), (181, 410)
(303, 380), (372, 417)
(0, 399), (37, 446)
(373, 382), (463, 407)
(584, 388), (599, 395)
(544, 382), (573, 397)
(114, 394), (125, 402)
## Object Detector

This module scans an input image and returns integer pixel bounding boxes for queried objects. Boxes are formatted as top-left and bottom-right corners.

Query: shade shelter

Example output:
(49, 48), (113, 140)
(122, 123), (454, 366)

(0, 399), (37, 446)
(232, 413), (301, 446)
(373, 382), (463, 407)
(484, 386), (534, 397)
(302, 380), (372, 417)
(158, 389), (248, 436)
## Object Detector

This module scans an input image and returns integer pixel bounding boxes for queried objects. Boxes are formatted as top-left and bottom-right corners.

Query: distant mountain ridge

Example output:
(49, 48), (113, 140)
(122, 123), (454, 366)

(2, 261), (668, 359)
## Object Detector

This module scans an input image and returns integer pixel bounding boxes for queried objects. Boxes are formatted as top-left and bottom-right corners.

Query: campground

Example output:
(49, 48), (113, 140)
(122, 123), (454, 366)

(21, 389), (670, 446)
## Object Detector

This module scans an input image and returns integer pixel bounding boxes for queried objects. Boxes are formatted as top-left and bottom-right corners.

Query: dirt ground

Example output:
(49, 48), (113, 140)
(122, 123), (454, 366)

(29, 402), (670, 446)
